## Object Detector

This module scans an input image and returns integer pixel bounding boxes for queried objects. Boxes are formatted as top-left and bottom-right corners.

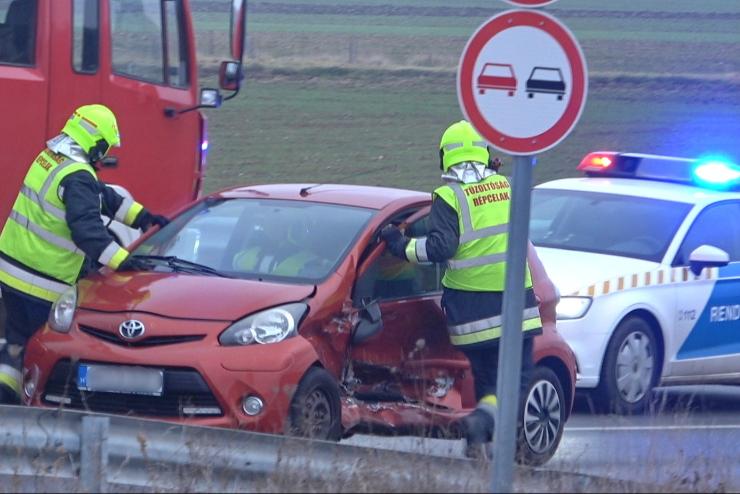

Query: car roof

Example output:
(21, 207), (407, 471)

(215, 183), (430, 210)
(535, 177), (740, 206)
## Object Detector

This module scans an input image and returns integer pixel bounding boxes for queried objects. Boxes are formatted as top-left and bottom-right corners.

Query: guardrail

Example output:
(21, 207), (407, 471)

(0, 405), (490, 492)
(0, 404), (655, 492)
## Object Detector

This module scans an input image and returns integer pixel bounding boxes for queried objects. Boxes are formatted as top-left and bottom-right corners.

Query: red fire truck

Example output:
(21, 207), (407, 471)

(0, 0), (246, 332)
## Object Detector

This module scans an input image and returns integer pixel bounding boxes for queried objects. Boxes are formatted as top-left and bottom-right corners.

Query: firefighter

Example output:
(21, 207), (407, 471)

(0, 104), (168, 404)
(380, 120), (542, 459)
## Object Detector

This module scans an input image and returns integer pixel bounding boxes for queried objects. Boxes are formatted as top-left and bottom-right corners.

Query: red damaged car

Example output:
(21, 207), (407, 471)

(23, 183), (576, 465)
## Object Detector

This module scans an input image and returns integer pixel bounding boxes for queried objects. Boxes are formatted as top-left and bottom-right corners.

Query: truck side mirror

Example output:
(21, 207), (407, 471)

(689, 244), (729, 276)
(219, 61), (242, 91)
(164, 88), (222, 117)
(200, 88), (223, 108)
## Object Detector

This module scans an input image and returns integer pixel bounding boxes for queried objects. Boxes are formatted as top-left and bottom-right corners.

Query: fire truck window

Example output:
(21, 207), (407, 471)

(111, 0), (165, 83)
(73, 0), (99, 73)
(164, 0), (188, 87)
(0, 0), (36, 66)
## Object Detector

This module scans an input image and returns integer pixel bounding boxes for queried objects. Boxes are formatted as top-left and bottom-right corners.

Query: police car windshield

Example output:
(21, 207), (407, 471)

(530, 189), (692, 262)
(132, 198), (375, 283)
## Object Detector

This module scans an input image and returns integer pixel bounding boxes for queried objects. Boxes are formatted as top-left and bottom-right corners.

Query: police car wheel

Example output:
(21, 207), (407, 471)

(516, 366), (566, 466)
(597, 316), (659, 414)
(288, 367), (342, 441)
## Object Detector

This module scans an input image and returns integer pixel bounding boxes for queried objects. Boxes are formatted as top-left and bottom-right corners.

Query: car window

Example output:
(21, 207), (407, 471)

(134, 198), (375, 283)
(355, 214), (443, 303)
(531, 189), (692, 262)
(0, 0), (36, 66)
(530, 67), (562, 81)
(481, 64), (513, 77)
(673, 201), (740, 265)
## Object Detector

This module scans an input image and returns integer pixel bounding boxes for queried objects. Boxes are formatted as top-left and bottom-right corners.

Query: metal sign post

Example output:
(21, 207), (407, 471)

(491, 155), (533, 493)
(456, 7), (587, 493)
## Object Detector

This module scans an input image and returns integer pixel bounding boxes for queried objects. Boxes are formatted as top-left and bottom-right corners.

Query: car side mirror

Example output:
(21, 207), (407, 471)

(352, 300), (383, 345)
(219, 61), (242, 91)
(689, 245), (729, 276)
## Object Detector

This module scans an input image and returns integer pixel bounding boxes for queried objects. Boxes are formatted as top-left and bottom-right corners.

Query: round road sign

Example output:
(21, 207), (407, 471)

(457, 9), (588, 155)
(502, 0), (559, 7)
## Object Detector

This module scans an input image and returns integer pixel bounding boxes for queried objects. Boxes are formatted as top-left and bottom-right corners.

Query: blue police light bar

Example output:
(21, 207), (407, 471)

(577, 152), (740, 190)
(693, 158), (740, 187)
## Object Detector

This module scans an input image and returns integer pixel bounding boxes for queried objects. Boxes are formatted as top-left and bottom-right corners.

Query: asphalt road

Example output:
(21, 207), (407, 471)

(344, 385), (740, 491)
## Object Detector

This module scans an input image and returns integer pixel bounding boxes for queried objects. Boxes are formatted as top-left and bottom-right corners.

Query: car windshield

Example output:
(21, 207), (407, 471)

(133, 198), (375, 283)
(530, 189), (692, 262)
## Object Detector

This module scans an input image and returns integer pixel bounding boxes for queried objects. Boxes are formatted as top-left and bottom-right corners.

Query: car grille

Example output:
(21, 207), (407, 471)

(79, 325), (205, 347)
(42, 360), (223, 417)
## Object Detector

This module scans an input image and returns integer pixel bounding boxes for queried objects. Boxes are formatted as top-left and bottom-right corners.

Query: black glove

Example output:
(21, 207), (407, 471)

(380, 225), (408, 259)
(138, 211), (170, 232)
(117, 256), (151, 272)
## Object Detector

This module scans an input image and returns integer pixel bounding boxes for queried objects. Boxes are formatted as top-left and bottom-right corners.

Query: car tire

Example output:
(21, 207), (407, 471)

(516, 366), (566, 466)
(288, 367), (342, 442)
(596, 316), (659, 414)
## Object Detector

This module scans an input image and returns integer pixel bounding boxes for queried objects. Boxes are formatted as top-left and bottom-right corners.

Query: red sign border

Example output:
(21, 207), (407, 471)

(458, 9), (588, 155)
(502, 0), (559, 7)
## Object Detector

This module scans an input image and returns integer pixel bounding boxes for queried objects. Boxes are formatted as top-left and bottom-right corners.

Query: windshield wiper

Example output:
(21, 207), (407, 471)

(131, 255), (234, 278)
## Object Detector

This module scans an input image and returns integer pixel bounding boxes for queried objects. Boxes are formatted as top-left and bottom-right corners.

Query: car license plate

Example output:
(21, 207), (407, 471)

(77, 364), (164, 396)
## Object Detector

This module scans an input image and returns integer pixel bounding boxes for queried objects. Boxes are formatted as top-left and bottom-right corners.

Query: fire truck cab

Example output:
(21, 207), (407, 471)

(0, 0), (246, 335)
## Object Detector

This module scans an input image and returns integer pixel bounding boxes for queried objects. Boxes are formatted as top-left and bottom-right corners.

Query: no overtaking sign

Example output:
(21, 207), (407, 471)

(457, 9), (588, 155)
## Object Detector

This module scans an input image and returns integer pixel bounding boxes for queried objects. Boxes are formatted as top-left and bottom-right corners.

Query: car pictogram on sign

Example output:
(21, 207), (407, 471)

(526, 66), (566, 100)
(477, 62), (517, 96)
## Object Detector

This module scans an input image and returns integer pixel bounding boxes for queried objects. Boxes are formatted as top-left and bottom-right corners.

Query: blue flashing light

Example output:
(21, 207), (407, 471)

(692, 157), (740, 188)
(201, 139), (209, 152)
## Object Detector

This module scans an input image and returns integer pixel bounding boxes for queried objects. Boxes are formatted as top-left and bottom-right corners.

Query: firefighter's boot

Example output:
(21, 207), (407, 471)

(462, 407), (495, 460)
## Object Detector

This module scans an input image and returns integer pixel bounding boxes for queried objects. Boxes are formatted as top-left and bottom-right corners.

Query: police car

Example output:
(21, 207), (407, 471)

(530, 152), (740, 413)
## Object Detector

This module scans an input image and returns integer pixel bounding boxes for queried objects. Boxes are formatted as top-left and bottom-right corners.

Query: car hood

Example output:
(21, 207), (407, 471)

(77, 272), (315, 321)
(535, 247), (661, 296)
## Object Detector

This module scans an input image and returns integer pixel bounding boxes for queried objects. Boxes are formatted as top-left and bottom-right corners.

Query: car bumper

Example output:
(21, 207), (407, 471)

(23, 324), (321, 434)
(556, 316), (612, 389)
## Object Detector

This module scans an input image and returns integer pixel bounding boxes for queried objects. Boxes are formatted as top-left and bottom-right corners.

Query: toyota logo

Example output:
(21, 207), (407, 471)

(119, 320), (146, 340)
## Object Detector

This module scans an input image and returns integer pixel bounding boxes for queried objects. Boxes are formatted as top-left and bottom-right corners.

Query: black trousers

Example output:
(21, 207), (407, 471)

(0, 284), (52, 369)
(461, 336), (535, 402)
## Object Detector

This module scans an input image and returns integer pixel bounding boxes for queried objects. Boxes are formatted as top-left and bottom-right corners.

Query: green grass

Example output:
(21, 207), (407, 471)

(201, 68), (740, 195)
(193, 0), (740, 196)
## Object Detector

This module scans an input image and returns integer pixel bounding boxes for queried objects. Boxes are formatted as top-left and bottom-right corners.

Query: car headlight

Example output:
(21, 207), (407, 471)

(555, 296), (592, 320)
(48, 286), (77, 333)
(219, 303), (308, 346)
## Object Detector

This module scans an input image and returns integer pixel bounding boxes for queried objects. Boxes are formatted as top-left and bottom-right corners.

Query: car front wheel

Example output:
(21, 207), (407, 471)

(516, 366), (566, 466)
(596, 316), (659, 414)
(288, 367), (342, 441)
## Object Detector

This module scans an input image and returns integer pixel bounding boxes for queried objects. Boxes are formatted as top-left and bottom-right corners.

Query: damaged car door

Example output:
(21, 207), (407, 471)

(343, 209), (476, 434)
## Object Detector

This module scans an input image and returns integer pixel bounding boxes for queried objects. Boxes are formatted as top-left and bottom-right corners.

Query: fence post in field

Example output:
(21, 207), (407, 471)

(80, 416), (110, 493)
(348, 37), (358, 64)
(247, 33), (255, 59)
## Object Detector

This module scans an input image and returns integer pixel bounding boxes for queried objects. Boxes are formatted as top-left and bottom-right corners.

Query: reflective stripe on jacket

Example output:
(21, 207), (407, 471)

(432, 174), (532, 292)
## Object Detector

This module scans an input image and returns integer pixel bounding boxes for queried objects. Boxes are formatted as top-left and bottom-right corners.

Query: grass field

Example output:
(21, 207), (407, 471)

(192, 1), (740, 195)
